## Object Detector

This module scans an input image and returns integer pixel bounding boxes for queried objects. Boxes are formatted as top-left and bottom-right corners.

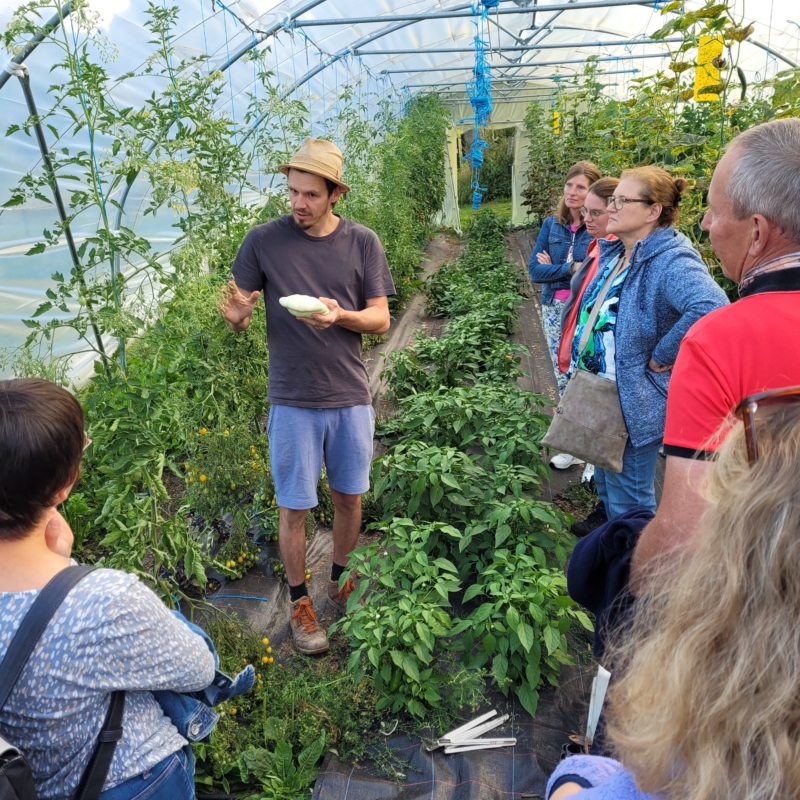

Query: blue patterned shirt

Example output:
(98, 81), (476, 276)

(572, 256), (630, 381)
(0, 569), (215, 799)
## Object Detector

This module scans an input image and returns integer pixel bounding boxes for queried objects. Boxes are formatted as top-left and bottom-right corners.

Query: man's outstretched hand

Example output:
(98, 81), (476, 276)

(218, 281), (260, 331)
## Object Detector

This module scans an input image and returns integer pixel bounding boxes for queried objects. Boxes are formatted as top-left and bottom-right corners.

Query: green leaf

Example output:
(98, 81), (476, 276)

(516, 683), (539, 717)
(543, 625), (561, 656)
(463, 583), (483, 602)
(407, 698), (426, 717)
(517, 622), (534, 653)
(506, 606), (521, 630)
(25, 243), (46, 256)
(31, 301), (53, 318)
(492, 652), (508, 682)
(402, 655), (420, 682)
(574, 610), (594, 631)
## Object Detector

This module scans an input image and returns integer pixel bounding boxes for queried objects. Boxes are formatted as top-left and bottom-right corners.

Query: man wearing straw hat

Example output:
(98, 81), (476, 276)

(219, 138), (395, 655)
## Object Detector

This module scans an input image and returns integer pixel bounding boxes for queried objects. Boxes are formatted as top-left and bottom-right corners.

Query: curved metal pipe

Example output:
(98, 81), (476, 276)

(0, 2), (74, 92)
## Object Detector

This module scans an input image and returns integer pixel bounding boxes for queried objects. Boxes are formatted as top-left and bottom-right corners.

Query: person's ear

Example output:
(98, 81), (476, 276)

(330, 186), (343, 204)
(748, 214), (775, 259)
(647, 203), (663, 224)
(53, 481), (75, 505)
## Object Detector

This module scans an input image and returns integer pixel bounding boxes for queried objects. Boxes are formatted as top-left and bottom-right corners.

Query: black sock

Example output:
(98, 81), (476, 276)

(289, 581), (308, 602)
(330, 563), (346, 583)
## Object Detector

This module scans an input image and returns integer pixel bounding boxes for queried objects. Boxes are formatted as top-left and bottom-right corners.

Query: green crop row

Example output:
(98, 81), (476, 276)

(334, 211), (591, 720)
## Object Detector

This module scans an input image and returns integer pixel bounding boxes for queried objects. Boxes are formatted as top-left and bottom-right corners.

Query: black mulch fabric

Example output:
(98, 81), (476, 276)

(312, 655), (593, 800)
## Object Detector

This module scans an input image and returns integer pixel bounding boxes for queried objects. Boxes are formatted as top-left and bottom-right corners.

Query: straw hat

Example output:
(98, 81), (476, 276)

(278, 137), (350, 194)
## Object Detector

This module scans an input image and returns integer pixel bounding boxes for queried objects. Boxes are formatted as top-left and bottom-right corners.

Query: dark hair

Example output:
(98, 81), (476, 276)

(0, 379), (84, 540)
(555, 161), (602, 224)
(588, 176), (620, 202)
(620, 165), (689, 227)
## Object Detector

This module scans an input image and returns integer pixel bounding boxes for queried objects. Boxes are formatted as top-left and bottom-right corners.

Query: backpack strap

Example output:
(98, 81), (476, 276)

(0, 565), (94, 712)
(73, 690), (125, 800)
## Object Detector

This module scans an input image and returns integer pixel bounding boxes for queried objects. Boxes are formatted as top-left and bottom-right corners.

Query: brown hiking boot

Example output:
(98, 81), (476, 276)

(289, 596), (329, 654)
(327, 576), (357, 615)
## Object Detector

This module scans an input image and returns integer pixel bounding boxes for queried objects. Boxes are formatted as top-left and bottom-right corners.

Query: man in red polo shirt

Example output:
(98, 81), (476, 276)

(630, 118), (800, 593)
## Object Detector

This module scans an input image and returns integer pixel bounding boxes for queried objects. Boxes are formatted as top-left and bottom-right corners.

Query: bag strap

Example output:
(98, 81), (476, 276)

(73, 691), (125, 800)
(577, 254), (627, 357)
(0, 565), (94, 712)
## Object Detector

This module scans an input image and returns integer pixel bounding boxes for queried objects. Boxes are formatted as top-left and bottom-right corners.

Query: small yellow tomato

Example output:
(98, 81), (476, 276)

(262, 656), (269, 664)
(199, 428), (207, 435)
(229, 708), (237, 715)
(268, 657), (274, 664)
(252, 463), (259, 470)
(224, 429), (230, 436)
(266, 646), (272, 654)
(238, 556), (244, 564)
(199, 474), (207, 482)
(262, 637), (269, 645)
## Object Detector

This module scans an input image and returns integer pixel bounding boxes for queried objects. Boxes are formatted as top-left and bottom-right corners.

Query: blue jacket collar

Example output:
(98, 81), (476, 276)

(597, 226), (689, 270)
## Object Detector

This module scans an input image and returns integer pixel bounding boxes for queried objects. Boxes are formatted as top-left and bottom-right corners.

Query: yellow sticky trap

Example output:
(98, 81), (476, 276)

(694, 35), (724, 102)
(553, 110), (560, 135)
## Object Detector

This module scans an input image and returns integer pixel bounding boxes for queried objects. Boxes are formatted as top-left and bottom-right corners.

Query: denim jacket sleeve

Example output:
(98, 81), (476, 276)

(528, 217), (574, 284)
(153, 611), (256, 743)
(650, 255), (729, 367)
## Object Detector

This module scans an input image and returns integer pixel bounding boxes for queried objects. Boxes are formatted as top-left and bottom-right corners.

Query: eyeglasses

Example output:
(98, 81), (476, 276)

(607, 196), (652, 211)
(733, 387), (800, 465)
(580, 206), (608, 220)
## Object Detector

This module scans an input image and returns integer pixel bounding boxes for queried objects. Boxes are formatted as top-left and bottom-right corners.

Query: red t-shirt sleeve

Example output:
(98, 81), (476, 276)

(663, 333), (736, 456)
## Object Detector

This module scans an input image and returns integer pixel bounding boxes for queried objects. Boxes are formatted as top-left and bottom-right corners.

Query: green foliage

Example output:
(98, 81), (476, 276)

(378, 384), (551, 469)
(339, 213), (581, 721)
(194, 614), (379, 796)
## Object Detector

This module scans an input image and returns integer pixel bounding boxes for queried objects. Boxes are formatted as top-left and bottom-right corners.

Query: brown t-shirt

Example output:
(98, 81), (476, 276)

(232, 214), (395, 408)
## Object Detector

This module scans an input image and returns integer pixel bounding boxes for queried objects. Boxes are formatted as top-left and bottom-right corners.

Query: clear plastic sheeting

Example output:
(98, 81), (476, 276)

(0, 0), (799, 375)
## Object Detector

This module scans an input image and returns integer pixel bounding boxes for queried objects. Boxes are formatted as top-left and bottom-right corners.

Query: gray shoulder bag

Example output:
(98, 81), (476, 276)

(541, 255), (629, 473)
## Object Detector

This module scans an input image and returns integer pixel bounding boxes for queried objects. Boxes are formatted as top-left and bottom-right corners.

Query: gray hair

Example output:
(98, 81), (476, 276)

(724, 118), (800, 245)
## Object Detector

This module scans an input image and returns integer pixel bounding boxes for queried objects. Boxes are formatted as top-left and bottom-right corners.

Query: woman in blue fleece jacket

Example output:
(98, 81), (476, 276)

(547, 401), (800, 800)
(570, 166), (727, 517)
(529, 161), (601, 399)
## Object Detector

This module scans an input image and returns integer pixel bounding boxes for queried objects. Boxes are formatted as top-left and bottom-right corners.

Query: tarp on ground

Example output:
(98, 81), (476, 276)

(312, 658), (594, 800)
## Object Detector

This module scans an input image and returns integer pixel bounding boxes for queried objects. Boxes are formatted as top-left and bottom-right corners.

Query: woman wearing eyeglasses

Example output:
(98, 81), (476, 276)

(547, 398), (800, 800)
(570, 166), (727, 518)
(529, 161), (601, 470)
(556, 177), (619, 535)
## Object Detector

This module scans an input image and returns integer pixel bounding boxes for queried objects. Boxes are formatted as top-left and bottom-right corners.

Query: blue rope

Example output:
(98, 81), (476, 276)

(463, 2), (495, 211)
(215, 594), (271, 602)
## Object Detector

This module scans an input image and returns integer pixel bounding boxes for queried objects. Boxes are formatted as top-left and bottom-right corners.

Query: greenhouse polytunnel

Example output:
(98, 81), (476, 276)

(2, 0), (800, 797)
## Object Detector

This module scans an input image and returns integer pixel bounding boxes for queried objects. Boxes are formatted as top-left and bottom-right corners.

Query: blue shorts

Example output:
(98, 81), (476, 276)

(268, 404), (375, 510)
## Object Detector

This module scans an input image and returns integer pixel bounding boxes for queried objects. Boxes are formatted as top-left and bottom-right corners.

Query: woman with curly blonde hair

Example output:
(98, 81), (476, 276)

(548, 398), (800, 800)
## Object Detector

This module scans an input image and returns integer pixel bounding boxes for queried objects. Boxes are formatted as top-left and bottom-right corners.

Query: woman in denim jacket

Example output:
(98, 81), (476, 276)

(0, 378), (252, 800)
(529, 161), (600, 469)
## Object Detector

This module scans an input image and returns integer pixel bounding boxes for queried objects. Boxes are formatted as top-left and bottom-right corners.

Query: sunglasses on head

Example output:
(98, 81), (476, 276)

(734, 387), (800, 465)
